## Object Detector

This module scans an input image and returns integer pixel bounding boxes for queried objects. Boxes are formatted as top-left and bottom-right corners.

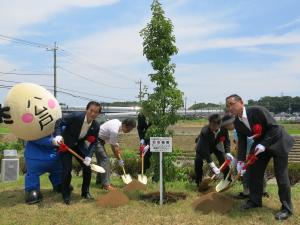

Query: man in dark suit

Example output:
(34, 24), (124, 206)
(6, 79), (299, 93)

(137, 113), (152, 172)
(226, 94), (294, 220)
(53, 101), (101, 204)
(195, 114), (233, 186)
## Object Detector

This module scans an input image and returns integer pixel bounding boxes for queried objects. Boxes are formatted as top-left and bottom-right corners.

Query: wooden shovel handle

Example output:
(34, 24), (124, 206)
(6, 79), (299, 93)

(63, 144), (84, 162)
(141, 154), (144, 175)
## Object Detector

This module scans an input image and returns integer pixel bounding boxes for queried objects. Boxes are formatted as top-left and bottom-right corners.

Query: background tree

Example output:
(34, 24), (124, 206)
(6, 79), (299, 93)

(140, 0), (183, 183)
(247, 96), (300, 114)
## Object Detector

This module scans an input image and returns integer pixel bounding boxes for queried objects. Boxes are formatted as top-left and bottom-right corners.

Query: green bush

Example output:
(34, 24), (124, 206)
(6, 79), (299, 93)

(111, 150), (140, 177)
(0, 140), (24, 152)
(148, 147), (193, 182)
(261, 161), (300, 185)
(288, 163), (300, 185)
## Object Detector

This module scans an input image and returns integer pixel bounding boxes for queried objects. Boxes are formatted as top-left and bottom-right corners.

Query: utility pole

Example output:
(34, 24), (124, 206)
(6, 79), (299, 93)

(47, 42), (58, 97)
(136, 79), (142, 105)
(184, 97), (187, 118)
(53, 42), (57, 98)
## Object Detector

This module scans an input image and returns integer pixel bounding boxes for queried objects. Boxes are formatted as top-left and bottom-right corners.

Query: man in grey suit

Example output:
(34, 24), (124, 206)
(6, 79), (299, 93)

(226, 94), (294, 220)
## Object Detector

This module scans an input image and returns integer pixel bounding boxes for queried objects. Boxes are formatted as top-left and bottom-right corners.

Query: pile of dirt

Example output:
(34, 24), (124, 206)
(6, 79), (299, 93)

(141, 192), (187, 204)
(198, 185), (215, 194)
(96, 189), (129, 208)
(123, 180), (146, 193)
(192, 192), (235, 214)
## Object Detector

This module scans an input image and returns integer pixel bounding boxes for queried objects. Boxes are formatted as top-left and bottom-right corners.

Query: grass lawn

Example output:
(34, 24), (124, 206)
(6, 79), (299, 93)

(0, 124), (10, 134)
(0, 175), (299, 225)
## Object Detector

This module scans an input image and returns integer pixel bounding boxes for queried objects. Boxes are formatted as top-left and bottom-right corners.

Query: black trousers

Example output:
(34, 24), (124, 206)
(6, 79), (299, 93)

(248, 151), (292, 212)
(143, 150), (152, 172)
(194, 150), (229, 185)
(60, 148), (91, 198)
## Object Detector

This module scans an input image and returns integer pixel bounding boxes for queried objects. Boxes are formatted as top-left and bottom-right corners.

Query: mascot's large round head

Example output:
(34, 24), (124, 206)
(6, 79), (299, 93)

(4, 83), (62, 140)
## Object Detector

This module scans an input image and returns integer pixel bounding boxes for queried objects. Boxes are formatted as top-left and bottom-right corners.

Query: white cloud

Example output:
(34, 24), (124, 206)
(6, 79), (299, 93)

(276, 16), (300, 30)
(0, 57), (16, 72)
(181, 31), (300, 53)
(0, 0), (119, 37)
(175, 51), (300, 104)
(64, 25), (145, 68)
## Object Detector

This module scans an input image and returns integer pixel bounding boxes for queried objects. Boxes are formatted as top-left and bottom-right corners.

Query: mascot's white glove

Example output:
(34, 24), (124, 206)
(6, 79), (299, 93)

(225, 153), (235, 161)
(254, 144), (265, 156)
(140, 139), (145, 145)
(237, 161), (246, 176)
(209, 162), (220, 176)
(83, 157), (92, 166)
(52, 135), (63, 146)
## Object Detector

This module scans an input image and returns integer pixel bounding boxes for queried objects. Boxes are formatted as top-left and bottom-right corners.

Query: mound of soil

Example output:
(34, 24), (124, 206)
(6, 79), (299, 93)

(198, 185), (215, 194)
(123, 180), (146, 193)
(141, 192), (187, 204)
(192, 192), (234, 214)
(96, 189), (129, 208)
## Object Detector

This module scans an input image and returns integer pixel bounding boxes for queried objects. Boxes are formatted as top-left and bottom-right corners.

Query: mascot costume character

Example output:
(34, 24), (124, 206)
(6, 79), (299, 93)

(0, 83), (63, 204)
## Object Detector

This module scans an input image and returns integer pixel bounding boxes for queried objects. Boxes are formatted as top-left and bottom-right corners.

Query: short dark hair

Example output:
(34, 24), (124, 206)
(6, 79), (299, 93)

(226, 94), (242, 102)
(122, 118), (136, 128)
(86, 101), (102, 113)
(221, 113), (235, 126)
(208, 114), (221, 125)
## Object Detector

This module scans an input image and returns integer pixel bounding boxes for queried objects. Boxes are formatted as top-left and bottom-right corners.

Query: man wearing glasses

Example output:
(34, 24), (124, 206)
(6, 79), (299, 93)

(226, 94), (294, 220)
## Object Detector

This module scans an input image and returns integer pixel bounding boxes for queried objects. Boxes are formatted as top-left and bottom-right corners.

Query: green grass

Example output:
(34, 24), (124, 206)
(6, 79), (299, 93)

(0, 175), (300, 225)
(281, 123), (300, 135)
(0, 124), (10, 134)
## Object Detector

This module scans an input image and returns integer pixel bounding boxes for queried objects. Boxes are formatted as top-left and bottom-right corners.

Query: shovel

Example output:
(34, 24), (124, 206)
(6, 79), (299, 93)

(59, 143), (105, 173)
(118, 153), (132, 184)
(198, 159), (231, 191)
(215, 164), (235, 192)
(216, 153), (258, 193)
(138, 153), (148, 185)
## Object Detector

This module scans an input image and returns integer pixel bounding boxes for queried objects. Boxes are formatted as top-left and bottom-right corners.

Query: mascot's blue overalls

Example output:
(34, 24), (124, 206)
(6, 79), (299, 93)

(24, 135), (62, 194)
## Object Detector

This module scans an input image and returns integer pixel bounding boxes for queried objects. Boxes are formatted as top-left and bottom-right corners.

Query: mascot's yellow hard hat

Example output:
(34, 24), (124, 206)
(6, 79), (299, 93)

(4, 83), (62, 140)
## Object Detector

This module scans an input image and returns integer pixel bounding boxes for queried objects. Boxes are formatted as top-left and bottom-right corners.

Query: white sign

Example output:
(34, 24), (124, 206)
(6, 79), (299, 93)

(150, 137), (173, 205)
(150, 137), (172, 153)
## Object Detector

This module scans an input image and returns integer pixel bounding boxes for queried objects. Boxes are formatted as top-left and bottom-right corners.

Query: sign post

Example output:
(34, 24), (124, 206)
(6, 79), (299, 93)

(150, 137), (172, 206)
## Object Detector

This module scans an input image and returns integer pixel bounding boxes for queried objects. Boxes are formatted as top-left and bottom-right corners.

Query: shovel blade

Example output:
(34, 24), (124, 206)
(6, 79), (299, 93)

(138, 174), (147, 185)
(121, 174), (132, 184)
(90, 164), (105, 173)
(216, 179), (231, 193)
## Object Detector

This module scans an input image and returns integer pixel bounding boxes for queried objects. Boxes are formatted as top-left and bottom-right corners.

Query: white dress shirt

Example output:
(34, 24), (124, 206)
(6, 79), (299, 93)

(238, 106), (251, 130)
(79, 115), (92, 139)
(98, 119), (122, 146)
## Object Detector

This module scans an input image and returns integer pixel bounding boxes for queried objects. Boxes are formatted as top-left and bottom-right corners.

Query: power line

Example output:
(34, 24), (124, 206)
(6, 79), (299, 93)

(0, 34), (50, 49)
(0, 71), (52, 76)
(0, 84), (93, 101)
(58, 47), (137, 82)
(0, 79), (128, 101)
(58, 66), (136, 90)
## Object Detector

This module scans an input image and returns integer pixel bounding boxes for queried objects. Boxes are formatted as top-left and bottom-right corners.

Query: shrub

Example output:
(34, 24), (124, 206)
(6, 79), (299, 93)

(111, 150), (140, 177)
(288, 163), (300, 185)
(0, 140), (24, 152)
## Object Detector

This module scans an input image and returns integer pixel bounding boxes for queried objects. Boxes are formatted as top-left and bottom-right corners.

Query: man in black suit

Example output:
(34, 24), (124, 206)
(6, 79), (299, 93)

(195, 114), (233, 187)
(53, 101), (101, 204)
(226, 94), (294, 220)
(137, 113), (152, 172)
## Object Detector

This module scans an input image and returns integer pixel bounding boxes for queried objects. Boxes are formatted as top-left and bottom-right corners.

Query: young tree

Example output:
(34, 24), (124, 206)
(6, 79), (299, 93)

(140, 0), (183, 184)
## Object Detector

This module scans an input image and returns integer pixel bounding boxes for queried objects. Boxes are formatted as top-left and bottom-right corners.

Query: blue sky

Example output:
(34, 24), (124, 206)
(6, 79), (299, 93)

(0, 0), (300, 107)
